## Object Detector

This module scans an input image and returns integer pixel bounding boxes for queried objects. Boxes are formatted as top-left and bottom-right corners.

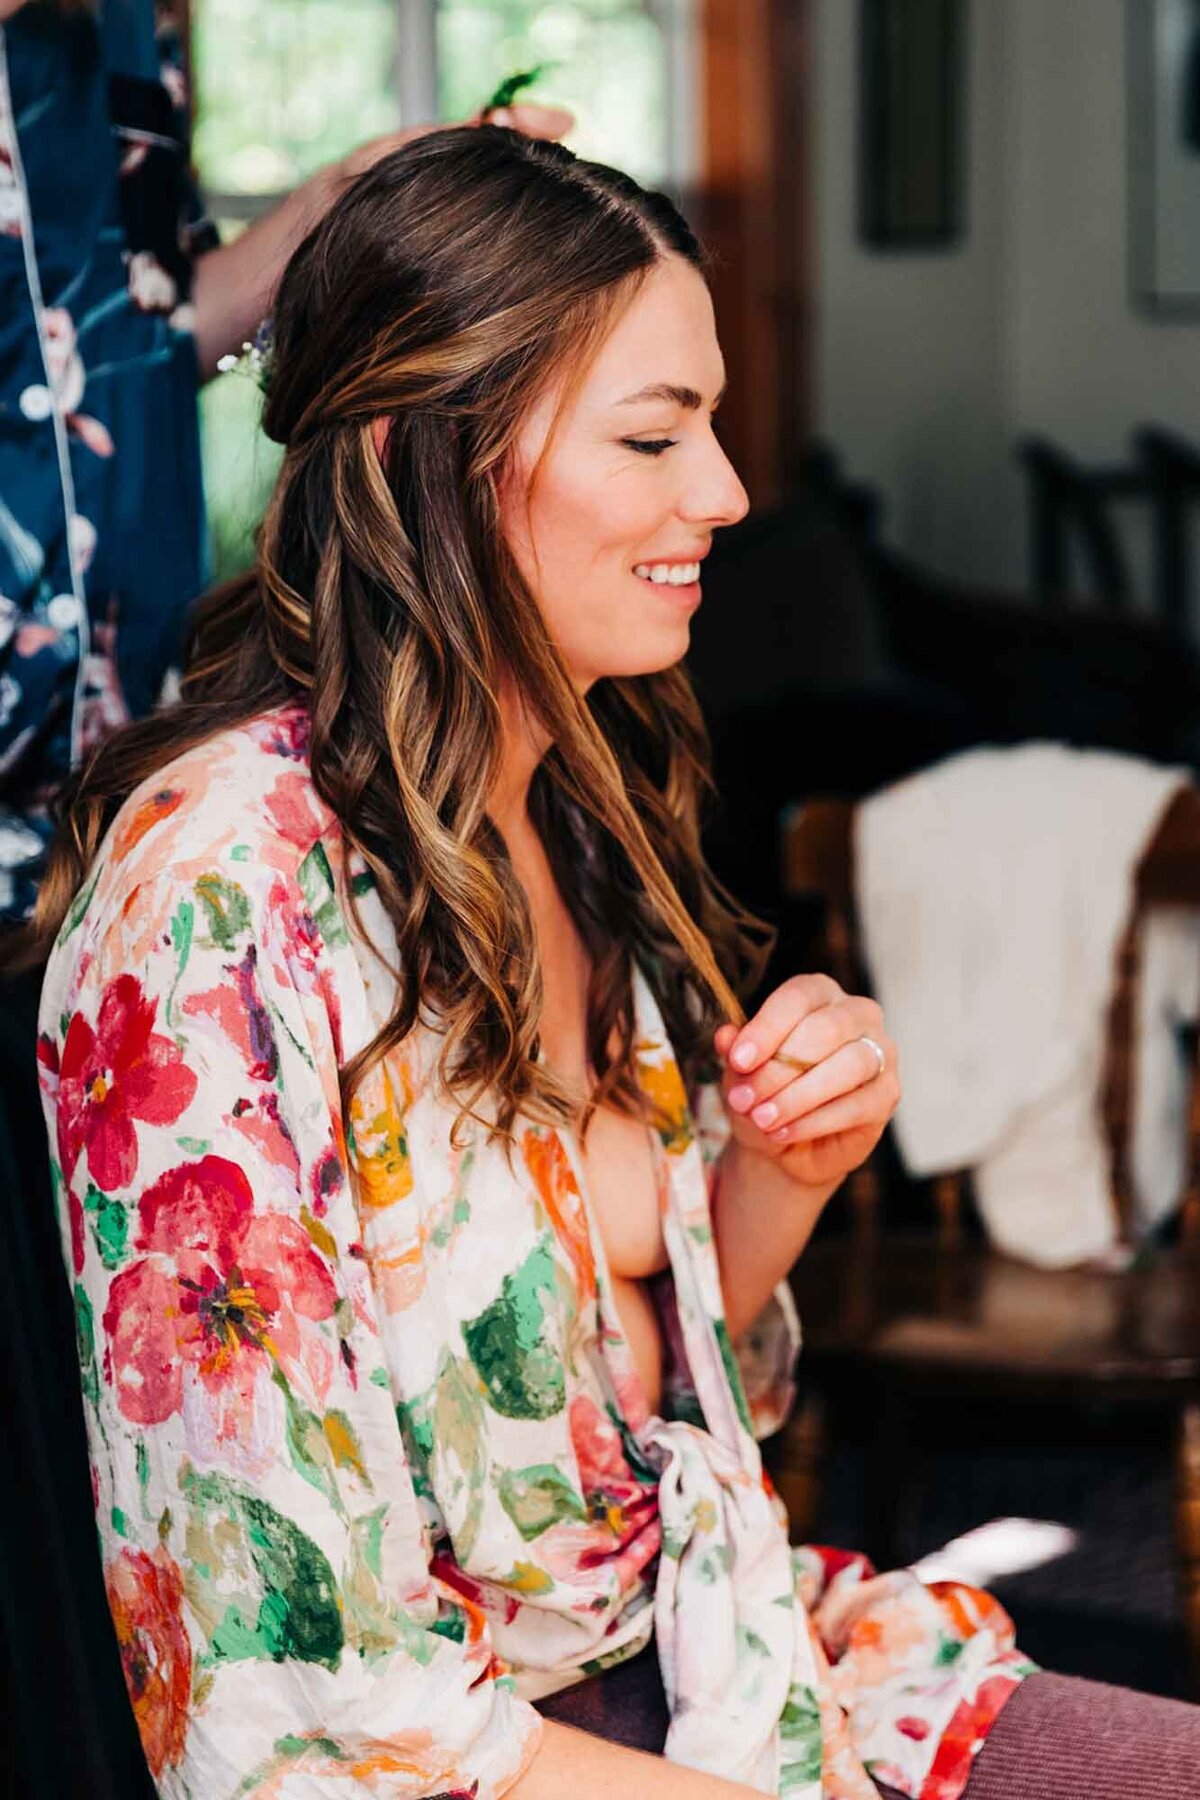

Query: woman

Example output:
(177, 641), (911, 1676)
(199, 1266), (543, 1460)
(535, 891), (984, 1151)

(1, 17), (565, 1789)
(21, 128), (1040, 1798)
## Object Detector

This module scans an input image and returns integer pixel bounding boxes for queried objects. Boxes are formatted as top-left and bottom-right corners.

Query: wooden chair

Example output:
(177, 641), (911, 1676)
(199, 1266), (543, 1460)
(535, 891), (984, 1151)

(773, 787), (1200, 1683)
(1136, 427), (1200, 642)
(1018, 437), (1147, 616)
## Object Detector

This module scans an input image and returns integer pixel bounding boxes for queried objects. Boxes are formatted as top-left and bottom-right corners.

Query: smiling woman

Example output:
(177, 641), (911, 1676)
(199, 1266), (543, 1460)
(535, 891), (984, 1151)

(11, 126), (1036, 1800)
(501, 257), (746, 690)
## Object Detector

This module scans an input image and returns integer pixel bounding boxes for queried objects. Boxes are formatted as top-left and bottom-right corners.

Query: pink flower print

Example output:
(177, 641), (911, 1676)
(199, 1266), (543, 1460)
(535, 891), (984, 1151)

(57, 972), (198, 1200)
(103, 1154), (339, 1430)
(39, 309), (115, 457)
(127, 251), (178, 315)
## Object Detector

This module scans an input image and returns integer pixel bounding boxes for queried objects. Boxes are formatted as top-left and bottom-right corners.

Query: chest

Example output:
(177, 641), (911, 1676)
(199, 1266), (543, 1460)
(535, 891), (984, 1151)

(525, 854), (666, 1286)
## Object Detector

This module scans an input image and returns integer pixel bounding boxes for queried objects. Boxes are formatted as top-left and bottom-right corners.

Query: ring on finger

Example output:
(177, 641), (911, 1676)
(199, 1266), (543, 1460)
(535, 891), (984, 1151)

(858, 1034), (887, 1080)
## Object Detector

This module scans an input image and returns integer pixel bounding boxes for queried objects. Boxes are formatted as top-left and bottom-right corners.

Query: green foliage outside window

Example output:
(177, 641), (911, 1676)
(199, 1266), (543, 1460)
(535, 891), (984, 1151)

(195, 1), (674, 582)
(438, 2), (669, 187)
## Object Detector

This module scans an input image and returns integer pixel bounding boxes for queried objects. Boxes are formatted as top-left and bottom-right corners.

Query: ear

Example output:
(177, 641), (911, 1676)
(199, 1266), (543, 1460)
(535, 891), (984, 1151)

(370, 416), (392, 461)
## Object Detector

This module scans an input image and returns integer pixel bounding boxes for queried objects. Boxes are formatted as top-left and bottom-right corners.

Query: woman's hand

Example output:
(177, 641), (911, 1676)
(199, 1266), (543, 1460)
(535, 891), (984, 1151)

(333, 103), (575, 185)
(714, 974), (899, 1195)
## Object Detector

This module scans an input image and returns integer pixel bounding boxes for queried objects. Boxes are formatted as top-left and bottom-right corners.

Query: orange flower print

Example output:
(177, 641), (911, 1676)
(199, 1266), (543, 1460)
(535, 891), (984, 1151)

(351, 1062), (414, 1210)
(523, 1130), (596, 1306)
(635, 1046), (693, 1154)
(105, 1546), (191, 1779)
(111, 784), (187, 862)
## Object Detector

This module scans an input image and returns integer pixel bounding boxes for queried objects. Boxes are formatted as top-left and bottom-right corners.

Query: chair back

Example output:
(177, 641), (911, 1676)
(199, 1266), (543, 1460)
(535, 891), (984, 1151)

(782, 789), (1200, 1251)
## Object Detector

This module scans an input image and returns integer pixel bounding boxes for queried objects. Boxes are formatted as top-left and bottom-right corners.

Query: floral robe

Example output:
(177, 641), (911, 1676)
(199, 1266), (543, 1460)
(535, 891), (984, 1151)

(0, 0), (214, 920)
(38, 707), (1034, 1799)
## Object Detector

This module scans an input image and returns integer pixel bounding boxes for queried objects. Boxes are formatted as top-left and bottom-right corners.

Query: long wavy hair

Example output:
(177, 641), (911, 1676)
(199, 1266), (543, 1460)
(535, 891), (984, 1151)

(17, 126), (771, 1139)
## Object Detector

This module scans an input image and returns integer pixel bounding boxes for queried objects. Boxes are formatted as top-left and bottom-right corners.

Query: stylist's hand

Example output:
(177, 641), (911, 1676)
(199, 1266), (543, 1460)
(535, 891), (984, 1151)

(333, 102), (575, 186)
(714, 975), (899, 1193)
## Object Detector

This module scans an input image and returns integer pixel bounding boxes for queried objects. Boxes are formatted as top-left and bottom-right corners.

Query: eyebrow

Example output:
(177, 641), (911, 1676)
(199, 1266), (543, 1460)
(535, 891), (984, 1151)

(616, 381), (728, 410)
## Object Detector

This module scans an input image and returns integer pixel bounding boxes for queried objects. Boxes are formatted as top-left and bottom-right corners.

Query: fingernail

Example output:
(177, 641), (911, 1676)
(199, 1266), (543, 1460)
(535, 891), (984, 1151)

(727, 1084), (755, 1112)
(490, 107), (514, 126)
(771, 1125), (791, 1144)
(752, 1101), (778, 1129)
(731, 1041), (758, 1071)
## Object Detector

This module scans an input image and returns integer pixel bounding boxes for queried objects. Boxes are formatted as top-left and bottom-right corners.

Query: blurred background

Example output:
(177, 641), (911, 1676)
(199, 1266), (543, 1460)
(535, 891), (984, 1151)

(179, 0), (1200, 1708)
(11, 3), (1200, 1782)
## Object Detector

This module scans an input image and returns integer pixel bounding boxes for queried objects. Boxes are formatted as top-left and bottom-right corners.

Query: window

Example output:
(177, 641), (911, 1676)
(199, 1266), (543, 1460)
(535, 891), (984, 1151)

(191, 1), (697, 578)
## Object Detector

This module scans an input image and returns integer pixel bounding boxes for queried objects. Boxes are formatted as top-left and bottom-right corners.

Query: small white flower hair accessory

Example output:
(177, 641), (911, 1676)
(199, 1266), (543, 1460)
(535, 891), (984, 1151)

(216, 315), (275, 394)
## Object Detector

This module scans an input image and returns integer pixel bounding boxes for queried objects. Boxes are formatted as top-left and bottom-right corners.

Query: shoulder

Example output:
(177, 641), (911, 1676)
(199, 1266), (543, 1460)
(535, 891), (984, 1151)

(52, 707), (344, 975)
(99, 705), (331, 898)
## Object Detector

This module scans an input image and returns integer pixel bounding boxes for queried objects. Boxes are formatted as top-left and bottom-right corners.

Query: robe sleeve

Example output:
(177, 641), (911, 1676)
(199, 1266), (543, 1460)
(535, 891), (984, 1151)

(38, 865), (541, 1799)
(692, 1076), (801, 1441)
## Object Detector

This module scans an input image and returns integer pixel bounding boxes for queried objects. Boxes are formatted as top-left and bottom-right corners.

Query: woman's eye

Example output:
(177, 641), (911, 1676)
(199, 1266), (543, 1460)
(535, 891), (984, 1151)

(622, 437), (678, 456)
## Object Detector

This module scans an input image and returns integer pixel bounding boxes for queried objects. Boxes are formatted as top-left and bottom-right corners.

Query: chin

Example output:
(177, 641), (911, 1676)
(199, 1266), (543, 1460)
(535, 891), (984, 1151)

(588, 624), (693, 685)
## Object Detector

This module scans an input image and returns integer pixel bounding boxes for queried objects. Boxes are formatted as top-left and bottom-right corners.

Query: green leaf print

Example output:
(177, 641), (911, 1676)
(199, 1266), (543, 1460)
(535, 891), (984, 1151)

(166, 898), (194, 1026)
(194, 873), (252, 951)
(395, 1393), (435, 1467)
(498, 1465), (587, 1542)
(74, 1284), (99, 1410)
(61, 869), (100, 944)
(712, 1317), (755, 1437)
(341, 1504), (406, 1660)
(83, 1182), (128, 1270)
(182, 1466), (344, 1671)
(779, 1682), (823, 1790)
(432, 1351), (488, 1561)
(462, 1239), (566, 1421)
(273, 1371), (343, 1513)
(298, 842), (350, 949)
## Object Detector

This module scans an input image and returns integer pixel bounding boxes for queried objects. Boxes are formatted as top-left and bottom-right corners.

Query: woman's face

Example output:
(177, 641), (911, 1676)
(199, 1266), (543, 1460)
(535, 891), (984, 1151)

(502, 255), (749, 690)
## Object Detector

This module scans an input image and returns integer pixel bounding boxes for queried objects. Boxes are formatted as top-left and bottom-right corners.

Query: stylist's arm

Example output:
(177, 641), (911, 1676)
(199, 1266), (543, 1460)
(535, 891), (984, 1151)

(190, 104), (573, 379)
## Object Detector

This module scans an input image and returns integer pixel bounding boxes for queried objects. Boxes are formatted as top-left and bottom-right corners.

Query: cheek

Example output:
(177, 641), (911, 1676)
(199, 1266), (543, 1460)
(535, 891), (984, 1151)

(525, 470), (645, 576)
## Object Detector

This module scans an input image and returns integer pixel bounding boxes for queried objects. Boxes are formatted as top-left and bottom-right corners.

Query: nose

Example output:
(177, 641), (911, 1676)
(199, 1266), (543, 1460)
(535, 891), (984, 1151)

(680, 431), (750, 530)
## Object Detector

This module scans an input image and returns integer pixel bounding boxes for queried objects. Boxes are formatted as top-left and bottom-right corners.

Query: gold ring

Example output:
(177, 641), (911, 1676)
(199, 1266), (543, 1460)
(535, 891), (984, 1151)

(770, 1051), (816, 1076)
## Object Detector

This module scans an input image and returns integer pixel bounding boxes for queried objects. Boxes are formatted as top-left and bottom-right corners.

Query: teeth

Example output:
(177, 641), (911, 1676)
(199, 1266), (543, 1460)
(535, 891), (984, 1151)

(633, 561), (701, 587)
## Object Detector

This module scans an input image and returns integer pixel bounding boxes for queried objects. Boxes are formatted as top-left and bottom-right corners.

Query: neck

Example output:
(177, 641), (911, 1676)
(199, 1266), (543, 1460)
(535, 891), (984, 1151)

(489, 678), (551, 839)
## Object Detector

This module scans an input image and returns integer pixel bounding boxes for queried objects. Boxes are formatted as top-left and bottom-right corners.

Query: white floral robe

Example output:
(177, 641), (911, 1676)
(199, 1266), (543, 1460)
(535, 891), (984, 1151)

(38, 707), (1032, 1800)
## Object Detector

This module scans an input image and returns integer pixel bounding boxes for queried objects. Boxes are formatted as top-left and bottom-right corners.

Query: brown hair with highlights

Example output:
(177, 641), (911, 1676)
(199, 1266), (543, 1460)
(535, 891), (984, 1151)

(16, 127), (771, 1139)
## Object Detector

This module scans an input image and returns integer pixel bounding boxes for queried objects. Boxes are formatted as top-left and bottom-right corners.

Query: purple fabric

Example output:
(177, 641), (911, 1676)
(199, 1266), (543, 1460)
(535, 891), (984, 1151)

(958, 1670), (1200, 1800)
(535, 1646), (668, 1753)
(539, 1661), (1200, 1797)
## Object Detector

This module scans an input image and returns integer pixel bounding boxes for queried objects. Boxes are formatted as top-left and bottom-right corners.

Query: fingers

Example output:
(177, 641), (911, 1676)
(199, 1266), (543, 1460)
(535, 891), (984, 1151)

(726, 974), (844, 1076)
(731, 1037), (898, 1139)
(724, 995), (887, 1108)
(344, 105), (576, 185)
(765, 1072), (897, 1148)
(490, 102), (575, 140)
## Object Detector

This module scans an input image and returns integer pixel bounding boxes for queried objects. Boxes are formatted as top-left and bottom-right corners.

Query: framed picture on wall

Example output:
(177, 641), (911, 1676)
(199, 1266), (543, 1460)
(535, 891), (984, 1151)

(858, 0), (965, 249)
(1129, 0), (1200, 314)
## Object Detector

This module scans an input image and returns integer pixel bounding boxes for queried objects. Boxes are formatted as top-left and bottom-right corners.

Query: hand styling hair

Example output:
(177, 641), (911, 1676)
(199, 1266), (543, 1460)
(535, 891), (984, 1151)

(19, 127), (771, 1139)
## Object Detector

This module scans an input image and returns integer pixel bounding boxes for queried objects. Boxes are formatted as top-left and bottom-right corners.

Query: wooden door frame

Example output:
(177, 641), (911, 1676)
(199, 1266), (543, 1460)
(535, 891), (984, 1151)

(697, 0), (814, 508)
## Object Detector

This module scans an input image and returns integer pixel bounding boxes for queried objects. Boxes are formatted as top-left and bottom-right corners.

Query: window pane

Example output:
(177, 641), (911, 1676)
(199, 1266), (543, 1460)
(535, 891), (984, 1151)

(436, 1), (671, 189)
(193, 0), (403, 581)
(193, 0), (402, 198)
